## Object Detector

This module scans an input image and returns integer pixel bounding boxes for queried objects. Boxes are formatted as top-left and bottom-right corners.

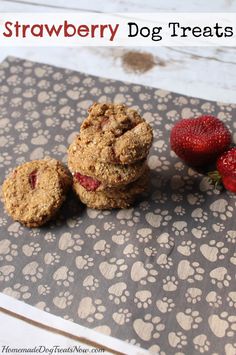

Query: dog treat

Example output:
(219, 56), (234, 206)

(2, 159), (72, 227)
(73, 168), (149, 209)
(80, 103), (153, 164)
(68, 135), (146, 190)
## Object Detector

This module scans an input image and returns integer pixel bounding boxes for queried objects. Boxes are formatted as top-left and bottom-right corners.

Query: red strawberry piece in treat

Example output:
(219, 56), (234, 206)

(28, 170), (37, 189)
(216, 147), (236, 193)
(170, 115), (231, 167)
(74, 172), (101, 191)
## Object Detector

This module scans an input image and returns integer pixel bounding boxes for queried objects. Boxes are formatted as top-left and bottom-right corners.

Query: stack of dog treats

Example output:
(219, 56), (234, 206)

(67, 103), (153, 209)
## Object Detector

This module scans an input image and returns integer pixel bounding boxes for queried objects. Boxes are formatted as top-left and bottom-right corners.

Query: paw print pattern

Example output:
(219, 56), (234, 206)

(37, 284), (50, 296)
(112, 308), (132, 325)
(200, 240), (228, 262)
(31, 129), (50, 145)
(191, 208), (208, 223)
(76, 255), (94, 270)
(187, 193), (205, 205)
(0, 217), (7, 226)
(208, 312), (236, 338)
(177, 260), (204, 283)
(28, 227), (40, 237)
(192, 226), (208, 239)
(176, 308), (202, 330)
(206, 291), (222, 308)
(53, 291), (73, 309)
(163, 276), (178, 291)
(99, 258), (128, 280)
(185, 288), (202, 304)
(93, 240), (111, 256)
(123, 244), (139, 258)
(156, 254), (173, 269)
(103, 222), (115, 231)
(210, 199), (233, 220)
(174, 161), (185, 171)
(157, 233), (174, 249)
(133, 314), (165, 341)
(144, 246), (158, 257)
(83, 275), (99, 291)
(44, 232), (56, 242)
(156, 297), (175, 313)
(61, 119), (76, 131)
(193, 334), (210, 353)
(77, 297), (106, 323)
(230, 253), (236, 265)
(134, 290), (152, 309)
(0, 152), (12, 167)
(226, 230), (236, 243)
(172, 221), (188, 236)
(0, 239), (18, 261)
(22, 262), (43, 282)
(108, 282), (130, 304)
(1, 57), (236, 354)
(136, 228), (152, 243)
(174, 206), (185, 216)
(171, 174), (193, 192)
(225, 343), (236, 355)
(148, 155), (170, 172)
(38, 91), (56, 104)
(117, 209), (140, 227)
(152, 190), (167, 204)
(177, 240), (196, 256)
(66, 87), (86, 100)
(168, 331), (187, 349)
(84, 225), (100, 239)
(22, 242), (41, 257)
(66, 217), (83, 228)
(210, 267), (231, 288)
(44, 252), (60, 265)
(58, 232), (84, 253)
(227, 292), (236, 308)
(153, 140), (167, 153)
(145, 209), (172, 228)
(154, 89), (172, 103)
(112, 230), (130, 245)
(171, 193), (183, 203)
(139, 201), (150, 210)
(53, 266), (74, 287)
(35, 301), (50, 312)
(3, 283), (31, 300)
(131, 261), (158, 285)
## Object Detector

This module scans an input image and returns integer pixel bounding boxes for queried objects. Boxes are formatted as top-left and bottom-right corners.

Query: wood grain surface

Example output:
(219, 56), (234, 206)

(0, 0), (235, 103)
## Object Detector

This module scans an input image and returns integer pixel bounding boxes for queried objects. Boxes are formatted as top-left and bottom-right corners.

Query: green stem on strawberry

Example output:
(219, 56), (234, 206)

(207, 171), (223, 189)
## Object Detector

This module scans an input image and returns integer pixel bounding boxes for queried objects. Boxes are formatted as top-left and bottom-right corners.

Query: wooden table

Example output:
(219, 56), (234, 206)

(0, 0), (235, 103)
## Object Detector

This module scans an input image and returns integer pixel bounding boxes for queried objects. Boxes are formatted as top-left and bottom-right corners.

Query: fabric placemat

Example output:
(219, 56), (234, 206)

(0, 56), (235, 355)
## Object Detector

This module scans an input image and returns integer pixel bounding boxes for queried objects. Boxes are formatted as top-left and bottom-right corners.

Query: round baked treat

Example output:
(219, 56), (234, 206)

(73, 168), (149, 209)
(2, 159), (72, 227)
(68, 135), (147, 190)
(44, 157), (72, 191)
(79, 102), (153, 164)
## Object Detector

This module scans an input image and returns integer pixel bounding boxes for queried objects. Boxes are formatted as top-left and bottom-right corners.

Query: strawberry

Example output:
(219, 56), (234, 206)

(170, 115), (231, 167)
(28, 170), (37, 189)
(216, 147), (236, 193)
(74, 172), (101, 191)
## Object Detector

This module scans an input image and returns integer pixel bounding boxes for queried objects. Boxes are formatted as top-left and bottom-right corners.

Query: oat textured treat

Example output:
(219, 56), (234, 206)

(68, 135), (146, 189)
(2, 159), (72, 227)
(73, 168), (149, 209)
(67, 102), (153, 209)
(80, 103), (153, 164)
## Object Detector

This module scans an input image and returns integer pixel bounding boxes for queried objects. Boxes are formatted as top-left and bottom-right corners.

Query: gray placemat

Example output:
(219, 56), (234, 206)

(0, 56), (236, 355)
